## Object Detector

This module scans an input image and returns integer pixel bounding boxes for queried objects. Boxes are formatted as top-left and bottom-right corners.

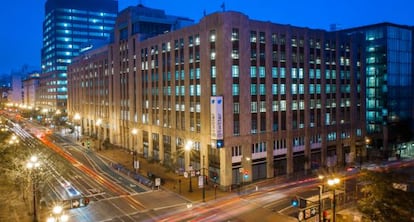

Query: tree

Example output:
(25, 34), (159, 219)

(358, 169), (414, 222)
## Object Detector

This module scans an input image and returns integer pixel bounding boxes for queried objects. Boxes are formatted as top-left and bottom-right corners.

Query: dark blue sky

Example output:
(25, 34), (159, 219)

(0, 0), (413, 74)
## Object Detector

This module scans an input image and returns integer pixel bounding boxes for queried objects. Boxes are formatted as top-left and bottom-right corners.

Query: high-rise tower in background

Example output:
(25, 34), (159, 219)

(39, 0), (118, 112)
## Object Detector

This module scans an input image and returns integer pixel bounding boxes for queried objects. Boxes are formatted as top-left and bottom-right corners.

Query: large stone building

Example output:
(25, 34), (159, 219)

(68, 5), (366, 188)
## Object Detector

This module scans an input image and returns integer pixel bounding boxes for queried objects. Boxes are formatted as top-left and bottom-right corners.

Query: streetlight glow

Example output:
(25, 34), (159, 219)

(185, 140), (193, 151)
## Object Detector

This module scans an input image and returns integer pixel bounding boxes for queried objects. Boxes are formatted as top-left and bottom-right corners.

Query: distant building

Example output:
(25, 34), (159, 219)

(342, 23), (414, 158)
(22, 72), (40, 108)
(38, 0), (118, 112)
(9, 65), (36, 105)
(68, 6), (365, 188)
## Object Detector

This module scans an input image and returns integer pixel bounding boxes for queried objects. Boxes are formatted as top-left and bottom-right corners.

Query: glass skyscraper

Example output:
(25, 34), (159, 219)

(39, 0), (118, 112)
(344, 23), (414, 157)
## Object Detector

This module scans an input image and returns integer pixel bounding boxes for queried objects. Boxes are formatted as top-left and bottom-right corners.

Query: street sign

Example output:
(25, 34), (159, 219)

(298, 205), (318, 221)
(198, 175), (204, 188)
(155, 178), (161, 186)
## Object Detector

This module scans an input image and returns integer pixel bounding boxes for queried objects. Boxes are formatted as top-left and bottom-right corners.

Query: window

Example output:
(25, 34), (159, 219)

(232, 28), (239, 41)
(250, 84), (257, 95)
(272, 84), (278, 95)
(259, 84), (266, 95)
(233, 103), (240, 114)
(259, 66), (266, 78)
(232, 65), (239, 77)
(251, 102), (257, 113)
(232, 84), (239, 96)
(250, 66), (257, 78)
(272, 67), (278, 78)
(211, 66), (216, 78)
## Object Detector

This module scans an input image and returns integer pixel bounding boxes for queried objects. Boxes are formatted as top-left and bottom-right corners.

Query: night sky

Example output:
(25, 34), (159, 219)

(0, 0), (413, 74)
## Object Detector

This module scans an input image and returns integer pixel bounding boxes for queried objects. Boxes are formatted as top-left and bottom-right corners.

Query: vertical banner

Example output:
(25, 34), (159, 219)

(210, 96), (223, 139)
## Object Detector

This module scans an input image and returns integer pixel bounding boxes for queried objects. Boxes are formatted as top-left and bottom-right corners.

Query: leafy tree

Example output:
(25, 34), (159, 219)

(358, 169), (414, 222)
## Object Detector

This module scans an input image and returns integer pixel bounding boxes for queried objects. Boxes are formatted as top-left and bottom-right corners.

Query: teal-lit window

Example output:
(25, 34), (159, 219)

(326, 84), (331, 94)
(280, 68), (286, 78)
(309, 84), (315, 93)
(181, 70), (185, 80)
(232, 65), (239, 77)
(250, 66), (257, 78)
(291, 68), (297, 78)
(316, 84), (321, 93)
(190, 69), (195, 79)
(272, 84), (278, 95)
(298, 68), (304, 79)
(259, 66), (265, 78)
(175, 86), (180, 95)
(280, 84), (286, 94)
(291, 84), (297, 94)
(272, 67), (278, 78)
(175, 71), (179, 80)
(309, 69), (315, 78)
(196, 68), (200, 79)
(316, 69), (321, 79)
(211, 66), (216, 78)
(326, 70), (331, 79)
(299, 84), (304, 94)
(232, 84), (239, 96)
(211, 84), (216, 95)
(250, 84), (257, 95)
(259, 84), (265, 95)
(196, 84), (201, 96)
(190, 85), (195, 96)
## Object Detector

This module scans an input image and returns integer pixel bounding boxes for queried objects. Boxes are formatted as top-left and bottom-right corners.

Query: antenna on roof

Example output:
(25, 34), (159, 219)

(221, 2), (226, 12)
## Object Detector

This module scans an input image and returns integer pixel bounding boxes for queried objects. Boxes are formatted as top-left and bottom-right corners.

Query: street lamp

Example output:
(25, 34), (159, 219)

(74, 113), (81, 141)
(96, 118), (102, 151)
(131, 128), (138, 171)
(26, 155), (40, 222)
(185, 140), (194, 192)
(327, 177), (340, 222)
(46, 205), (69, 222)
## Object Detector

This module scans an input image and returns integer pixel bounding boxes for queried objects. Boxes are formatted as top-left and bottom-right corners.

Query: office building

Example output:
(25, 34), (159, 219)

(343, 23), (414, 159)
(22, 72), (40, 108)
(68, 7), (366, 188)
(39, 0), (118, 112)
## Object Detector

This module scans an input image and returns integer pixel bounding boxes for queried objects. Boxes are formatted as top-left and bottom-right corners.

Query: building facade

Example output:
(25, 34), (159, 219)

(343, 23), (414, 159)
(22, 72), (40, 108)
(68, 8), (366, 188)
(39, 0), (118, 112)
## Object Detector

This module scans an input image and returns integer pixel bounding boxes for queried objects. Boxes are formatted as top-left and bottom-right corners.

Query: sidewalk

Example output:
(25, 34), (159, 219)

(82, 138), (229, 203)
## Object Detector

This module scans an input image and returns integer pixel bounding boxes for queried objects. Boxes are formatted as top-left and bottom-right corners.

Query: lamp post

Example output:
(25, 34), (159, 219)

(46, 205), (69, 222)
(96, 118), (102, 151)
(132, 128), (138, 171)
(74, 113), (81, 141)
(327, 177), (340, 222)
(26, 155), (40, 222)
(185, 140), (194, 193)
(202, 155), (206, 202)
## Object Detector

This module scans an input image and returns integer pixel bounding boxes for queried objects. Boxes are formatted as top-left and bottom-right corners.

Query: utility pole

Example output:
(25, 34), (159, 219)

(202, 155), (206, 202)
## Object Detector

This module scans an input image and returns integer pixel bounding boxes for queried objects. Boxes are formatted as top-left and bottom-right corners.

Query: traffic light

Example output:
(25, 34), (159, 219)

(291, 197), (306, 208)
(291, 197), (299, 207)
(216, 140), (224, 148)
(243, 170), (249, 179)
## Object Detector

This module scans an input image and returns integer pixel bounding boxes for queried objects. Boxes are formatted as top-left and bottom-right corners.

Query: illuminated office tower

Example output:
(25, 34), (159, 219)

(39, 0), (118, 112)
